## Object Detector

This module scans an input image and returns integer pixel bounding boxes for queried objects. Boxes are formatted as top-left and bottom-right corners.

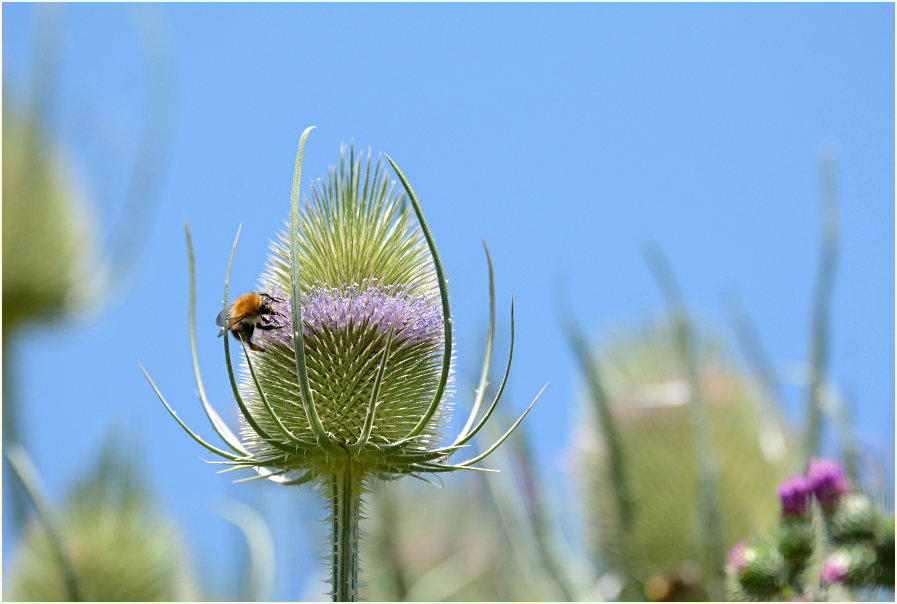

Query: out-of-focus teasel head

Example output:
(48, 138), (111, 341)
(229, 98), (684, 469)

(2, 101), (98, 332)
(141, 128), (543, 600)
(571, 320), (795, 600)
(6, 442), (197, 601)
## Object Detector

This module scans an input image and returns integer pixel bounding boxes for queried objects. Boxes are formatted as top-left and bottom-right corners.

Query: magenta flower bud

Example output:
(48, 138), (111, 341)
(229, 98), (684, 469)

(777, 475), (813, 517)
(806, 458), (848, 511)
(820, 553), (848, 584)
(726, 540), (748, 574)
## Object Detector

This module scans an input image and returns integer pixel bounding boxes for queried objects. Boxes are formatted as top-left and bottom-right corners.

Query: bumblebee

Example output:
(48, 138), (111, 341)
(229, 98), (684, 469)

(216, 292), (285, 352)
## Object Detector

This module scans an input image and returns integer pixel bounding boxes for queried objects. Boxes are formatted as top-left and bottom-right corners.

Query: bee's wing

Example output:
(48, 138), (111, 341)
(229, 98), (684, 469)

(215, 310), (228, 336)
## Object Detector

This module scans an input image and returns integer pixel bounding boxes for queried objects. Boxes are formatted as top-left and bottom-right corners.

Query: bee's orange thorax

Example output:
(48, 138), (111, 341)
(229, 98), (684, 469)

(229, 292), (262, 326)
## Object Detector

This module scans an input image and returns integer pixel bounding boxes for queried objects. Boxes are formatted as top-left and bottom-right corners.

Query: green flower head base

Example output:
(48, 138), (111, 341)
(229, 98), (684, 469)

(142, 129), (543, 489)
(239, 282), (448, 462)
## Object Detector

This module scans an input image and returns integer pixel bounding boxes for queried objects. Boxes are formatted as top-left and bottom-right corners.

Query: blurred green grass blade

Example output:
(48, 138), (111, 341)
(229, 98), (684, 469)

(803, 149), (839, 464)
(504, 422), (583, 601)
(104, 5), (177, 289)
(564, 316), (633, 531)
(6, 445), (82, 602)
(725, 291), (784, 413)
(820, 384), (860, 482)
(218, 499), (275, 602)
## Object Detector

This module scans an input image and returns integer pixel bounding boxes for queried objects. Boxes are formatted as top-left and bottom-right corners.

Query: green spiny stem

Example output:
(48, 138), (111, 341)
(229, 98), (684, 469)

(328, 462), (364, 602)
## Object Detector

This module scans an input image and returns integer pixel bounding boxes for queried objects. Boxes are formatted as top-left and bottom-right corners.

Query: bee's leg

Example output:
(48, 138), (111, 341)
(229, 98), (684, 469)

(248, 342), (266, 352)
(256, 323), (279, 331)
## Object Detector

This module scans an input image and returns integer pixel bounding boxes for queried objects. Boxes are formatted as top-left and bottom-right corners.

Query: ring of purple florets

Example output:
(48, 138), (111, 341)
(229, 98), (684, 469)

(259, 281), (443, 348)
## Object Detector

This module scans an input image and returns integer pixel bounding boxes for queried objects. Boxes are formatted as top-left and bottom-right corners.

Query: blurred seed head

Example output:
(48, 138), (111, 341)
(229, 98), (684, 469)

(2, 101), (100, 331)
(575, 320), (793, 596)
(6, 441), (197, 601)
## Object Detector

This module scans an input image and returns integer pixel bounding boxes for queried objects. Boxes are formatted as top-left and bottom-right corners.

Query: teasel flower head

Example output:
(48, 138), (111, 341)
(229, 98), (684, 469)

(141, 128), (542, 600)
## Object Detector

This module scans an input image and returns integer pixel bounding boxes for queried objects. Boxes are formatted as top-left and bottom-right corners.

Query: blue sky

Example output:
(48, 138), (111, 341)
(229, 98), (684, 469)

(3, 3), (893, 600)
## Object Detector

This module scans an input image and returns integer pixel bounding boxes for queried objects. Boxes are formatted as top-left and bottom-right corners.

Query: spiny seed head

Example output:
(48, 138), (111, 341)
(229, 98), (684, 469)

(236, 147), (452, 476)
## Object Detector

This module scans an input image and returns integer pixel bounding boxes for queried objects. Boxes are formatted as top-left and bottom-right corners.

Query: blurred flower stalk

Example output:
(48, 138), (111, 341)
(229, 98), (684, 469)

(142, 127), (543, 601)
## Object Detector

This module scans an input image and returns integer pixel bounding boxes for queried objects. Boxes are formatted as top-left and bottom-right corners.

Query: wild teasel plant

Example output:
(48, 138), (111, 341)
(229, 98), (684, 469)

(141, 127), (543, 601)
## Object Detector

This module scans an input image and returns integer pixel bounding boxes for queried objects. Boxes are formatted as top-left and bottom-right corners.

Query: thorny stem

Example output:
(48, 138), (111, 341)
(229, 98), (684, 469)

(328, 461), (364, 602)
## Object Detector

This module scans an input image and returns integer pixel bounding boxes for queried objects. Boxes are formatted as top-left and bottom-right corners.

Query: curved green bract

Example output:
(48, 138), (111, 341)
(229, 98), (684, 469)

(240, 339), (315, 449)
(453, 299), (515, 448)
(140, 362), (244, 462)
(350, 324), (395, 455)
(455, 383), (547, 468)
(287, 126), (334, 452)
(458, 241), (496, 441)
(380, 154), (452, 446)
(221, 226), (300, 455)
(184, 221), (247, 456)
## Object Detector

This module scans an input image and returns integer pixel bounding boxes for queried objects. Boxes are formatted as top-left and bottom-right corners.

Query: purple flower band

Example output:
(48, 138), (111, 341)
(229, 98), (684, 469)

(260, 282), (443, 348)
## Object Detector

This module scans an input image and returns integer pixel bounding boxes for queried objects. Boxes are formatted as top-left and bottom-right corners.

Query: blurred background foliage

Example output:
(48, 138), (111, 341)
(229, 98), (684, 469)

(2, 4), (892, 602)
